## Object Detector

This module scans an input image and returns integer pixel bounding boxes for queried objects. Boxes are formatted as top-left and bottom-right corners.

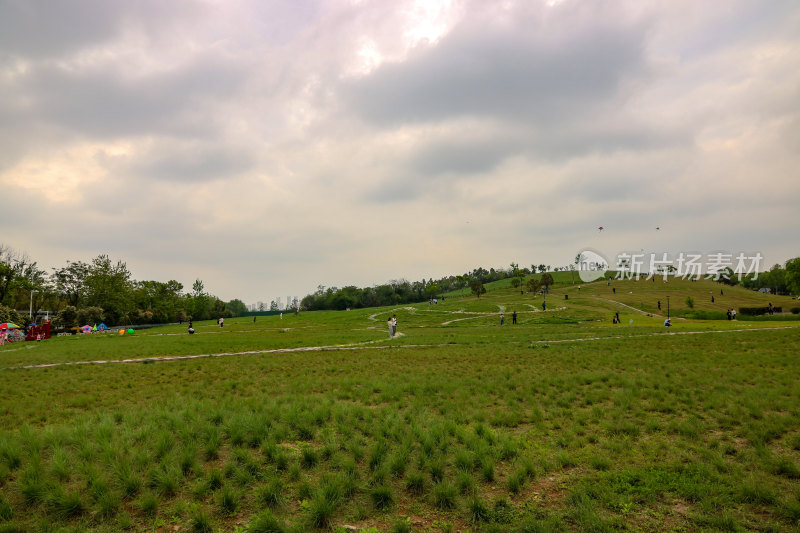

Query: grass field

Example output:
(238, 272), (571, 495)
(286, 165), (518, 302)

(1, 277), (799, 532)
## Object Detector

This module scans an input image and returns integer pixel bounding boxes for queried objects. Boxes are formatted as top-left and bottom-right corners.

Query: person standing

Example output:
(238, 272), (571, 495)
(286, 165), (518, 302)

(542, 301), (546, 311)
(657, 300), (661, 311)
(391, 315), (397, 336)
(387, 317), (393, 338)
(500, 313), (504, 325)
(512, 311), (517, 324)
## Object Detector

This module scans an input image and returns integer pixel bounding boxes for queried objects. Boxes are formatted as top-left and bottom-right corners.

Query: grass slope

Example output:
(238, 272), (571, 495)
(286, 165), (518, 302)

(0, 282), (799, 532)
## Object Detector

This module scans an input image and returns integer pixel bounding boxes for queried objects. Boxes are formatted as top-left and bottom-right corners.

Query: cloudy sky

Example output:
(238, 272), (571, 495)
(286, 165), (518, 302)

(1, 0), (798, 303)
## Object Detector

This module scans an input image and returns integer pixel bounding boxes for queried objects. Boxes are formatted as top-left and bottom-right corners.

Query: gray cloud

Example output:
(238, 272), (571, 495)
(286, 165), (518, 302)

(1, 0), (798, 301)
(340, 3), (650, 127)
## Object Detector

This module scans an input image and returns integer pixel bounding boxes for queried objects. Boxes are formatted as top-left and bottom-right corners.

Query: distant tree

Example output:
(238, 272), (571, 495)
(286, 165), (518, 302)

(54, 305), (78, 328)
(76, 306), (104, 326)
(540, 273), (555, 290)
(0, 304), (25, 326)
(258, 302), (265, 312)
(225, 299), (248, 317)
(526, 278), (542, 294)
(425, 284), (439, 299)
(270, 300), (278, 311)
(192, 279), (205, 297)
(537, 264), (546, 273)
(51, 260), (90, 307)
(470, 280), (486, 299)
(766, 264), (789, 295)
(84, 255), (133, 325)
(786, 257), (800, 295)
(511, 277), (521, 289)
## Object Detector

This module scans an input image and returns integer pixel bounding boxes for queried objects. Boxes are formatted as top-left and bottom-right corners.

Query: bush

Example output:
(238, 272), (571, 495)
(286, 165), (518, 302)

(0, 305), (25, 328)
(739, 306), (781, 316)
(792, 307), (800, 315)
(76, 306), (105, 327)
(685, 296), (694, 309)
(247, 510), (286, 533)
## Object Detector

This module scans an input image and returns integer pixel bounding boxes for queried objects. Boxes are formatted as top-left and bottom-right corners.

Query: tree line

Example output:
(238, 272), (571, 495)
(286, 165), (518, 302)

(733, 258), (800, 295)
(300, 263), (554, 310)
(0, 244), (245, 328)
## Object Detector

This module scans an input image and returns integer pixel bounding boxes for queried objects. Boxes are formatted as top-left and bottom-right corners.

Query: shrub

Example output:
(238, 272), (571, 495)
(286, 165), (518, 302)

(219, 486), (240, 516)
(189, 505), (214, 533)
(468, 496), (490, 523)
(306, 493), (336, 529)
(137, 492), (158, 517)
(370, 485), (394, 510)
(792, 307), (800, 314)
(685, 296), (694, 309)
(405, 471), (425, 495)
(300, 446), (319, 469)
(433, 481), (457, 510)
(740, 306), (781, 316)
(257, 478), (284, 508)
(247, 509), (286, 533)
(0, 494), (12, 520)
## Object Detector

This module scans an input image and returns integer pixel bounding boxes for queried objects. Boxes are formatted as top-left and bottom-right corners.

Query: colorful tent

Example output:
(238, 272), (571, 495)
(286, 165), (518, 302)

(0, 322), (21, 330)
(97, 323), (109, 331)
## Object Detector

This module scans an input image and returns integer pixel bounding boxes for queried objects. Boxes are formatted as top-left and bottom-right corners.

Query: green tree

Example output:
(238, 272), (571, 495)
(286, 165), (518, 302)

(226, 299), (248, 316)
(76, 306), (105, 326)
(0, 244), (29, 307)
(785, 257), (800, 295)
(51, 260), (90, 307)
(84, 255), (134, 325)
(766, 264), (788, 295)
(540, 273), (554, 291)
(526, 278), (542, 294)
(0, 304), (25, 326)
(470, 280), (486, 299)
(54, 305), (78, 328)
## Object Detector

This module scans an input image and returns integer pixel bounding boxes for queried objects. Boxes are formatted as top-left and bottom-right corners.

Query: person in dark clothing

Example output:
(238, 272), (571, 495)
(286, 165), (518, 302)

(512, 311), (517, 324)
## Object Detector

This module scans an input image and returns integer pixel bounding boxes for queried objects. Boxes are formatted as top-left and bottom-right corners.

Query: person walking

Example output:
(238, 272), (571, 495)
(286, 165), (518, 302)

(657, 300), (661, 311)
(500, 313), (504, 325)
(512, 311), (517, 324)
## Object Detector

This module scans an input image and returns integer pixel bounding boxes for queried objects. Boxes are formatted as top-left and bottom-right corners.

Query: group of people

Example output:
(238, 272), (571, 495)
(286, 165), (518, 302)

(387, 315), (397, 337)
(726, 309), (737, 320)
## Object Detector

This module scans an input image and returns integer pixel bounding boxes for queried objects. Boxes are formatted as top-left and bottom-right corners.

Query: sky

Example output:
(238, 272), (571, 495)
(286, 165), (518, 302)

(1, 0), (798, 304)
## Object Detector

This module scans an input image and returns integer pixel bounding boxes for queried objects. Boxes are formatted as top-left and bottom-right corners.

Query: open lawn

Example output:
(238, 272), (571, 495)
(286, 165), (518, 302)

(1, 278), (799, 532)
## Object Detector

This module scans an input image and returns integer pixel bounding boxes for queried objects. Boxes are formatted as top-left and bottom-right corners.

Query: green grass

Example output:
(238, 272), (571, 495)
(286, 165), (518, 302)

(0, 280), (799, 530)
